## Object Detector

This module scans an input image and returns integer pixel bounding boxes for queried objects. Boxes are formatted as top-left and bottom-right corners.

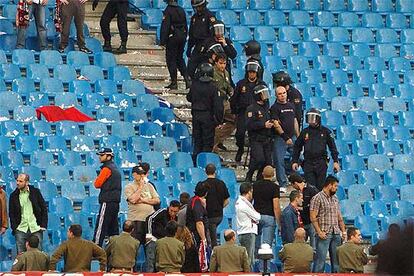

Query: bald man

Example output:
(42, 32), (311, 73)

(210, 230), (250, 272)
(279, 228), (313, 273)
(270, 86), (300, 187)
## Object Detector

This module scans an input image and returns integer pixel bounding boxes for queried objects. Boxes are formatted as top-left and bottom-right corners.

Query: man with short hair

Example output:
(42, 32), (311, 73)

(279, 228), (313, 273)
(281, 190), (303, 244)
(105, 220), (140, 272)
(253, 165), (281, 252)
(336, 227), (368, 273)
(177, 192), (190, 226)
(210, 229), (250, 272)
(140, 162), (161, 211)
(235, 182), (260, 269)
(289, 173), (319, 249)
(156, 220), (185, 272)
(197, 163), (230, 248)
(12, 235), (49, 271)
(50, 224), (107, 272)
(93, 148), (122, 247)
(310, 175), (346, 273)
(9, 173), (48, 254)
(145, 200), (180, 272)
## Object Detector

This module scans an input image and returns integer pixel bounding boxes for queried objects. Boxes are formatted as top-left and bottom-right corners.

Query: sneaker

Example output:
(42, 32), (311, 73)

(58, 47), (65, 53)
(79, 47), (92, 54)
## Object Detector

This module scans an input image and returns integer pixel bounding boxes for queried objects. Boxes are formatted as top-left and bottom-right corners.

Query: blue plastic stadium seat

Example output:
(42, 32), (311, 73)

(138, 94), (159, 111)
(0, 137), (11, 153)
(27, 64), (50, 81)
(116, 151), (139, 168)
(362, 13), (384, 28)
(401, 29), (414, 44)
(84, 121), (108, 138)
(321, 110), (344, 128)
(207, 0), (225, 10)
(111, 122), (136, 139)
(0, 34), (17, 51)
(12, 78), (36, 94)
(352, 28), (375, 43)
(355, 70), (375, 86)
(27, 93), (49, 108)
(384, 169), (407, 186)
(55, 121), (80, 138)
(54, 92), (79, 108)
(340, 56), (362, 71)
(278, 26), (301, 43)
(303, 26), (326, 43)
(343, 155), (365, 171)
(324, 0), (345, 11)
(338, 12), (360, 28)
(406, 71), (414, 86)
(0, 64), (21, 81)
(393, 154), (414, 173)
(362, 125), (386, 142)
(353, 140), (375, 157)
(12, 49), (35, 68)
(13, 105), (37, 122)
(347, 184), (372, 203)
(110, 94), (133, 110)
(51, 197), (74, 216)
(122, 80), (145, 96)
(368, 154), (391, 173)
(151, 107), (175, 123)
(336, 140), (351, 156)
(364, 57), (386, 71)
(126, 137), (150, 153)
(369, 84), (392, 100)
(67, 51), (90, 68)
(15, 135), (39, 154)
(323, 42), (345, 57)
(254, 26), (276, 44)
(46, 166), (71, 183)
(359, 170), (382, 188)
(229, 26), (252, 43)
(350, 43), (371, 58)
(61, 181), (87, 202)
(337, 125), (360, 142)
(314, 11), (334, 27)
(288, 10), (311, 26)
(0, 121), (24, 137)
(141, 151), (166, 169)
(275, 0), (297, 10)
(314, 56), (335, 71)
(250, 0), (272, 10)
(154, 136), (178, 153)
(80, 65), (104, 82)
(96, 106), (120, 122)
(396, 0), (414, 12)
(375, 185), (399, 201)
(340, 199), (363, 222)
(400, 185), (414, 202)
(196, 152), (221, 169)
(215, 10), (238, 26)
(100, 136), (123, 151)
(399, 111), (414, 129)
(81, 94), (104, 110)
(342, 84), (364, 100)
(37, 181), (58, 201)
(377, 29), (398, 44)
(264, 10), (285, 26)
(331, 96), (354, 113)
(347, 110), (369, 127)
(307, 97), (329, 111)
(93, 52), (117, 69)
(58, 151), (82, 167)
(264, 56), (284, 73)
(364, 200), (389, 217)
(348, 0), (369, 12)
(288, 56), (310, 71)
(139, 122), (162, 138)
(356, 97), (379, 114)
(54, 64), (77, 83)
(169, 151), (193, 169)
(327, 69), (349, 86)
(299, 0), (320, 11)
(314, 83), (337, 99)
(142, 9), (163, 28)
(240, 10), (261, 27)
(273, 42), (294, 57)
(298, 42), (320, 57)
(71, 135), (95, 152)
(72, 166), (97, 183)
(84, 37), (103, 53)
(156, 167), (181, 183)
(378, 140), (402, 156)
(386, 13), (407, 29)
(40, 78), (64, 94)
(0, 50), (6, 65)
(328, 27), (350, 42)
(355, 215), (380, 238)
(375, 44), (398, 59)
(94, 79), (117, 96)
(384, 98), (407, 114)
(390, 200), (414, 217)
(389, 58), (412, 72)
(30, 150), (55, 168)
(125, 107), (148, 124)
(372, 0), (394, 12)
(108, 66), (131, 83)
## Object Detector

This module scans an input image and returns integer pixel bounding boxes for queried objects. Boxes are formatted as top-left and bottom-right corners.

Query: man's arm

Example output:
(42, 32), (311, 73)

(294, 118), (300, 138)
(291, 131), (305, 164)
(337, 206), (346, 238)
(359, 248), (369, 265)
(196, 221), (206, 241)
(159, 10), (171, 46)
(92, 244), (107, 271)
(11, 256), (24, 271)
(94, 167), (112, 188)
(49, 243), (66, 271)
(273, 198), (281, 226)
(38, 189), (48, 229)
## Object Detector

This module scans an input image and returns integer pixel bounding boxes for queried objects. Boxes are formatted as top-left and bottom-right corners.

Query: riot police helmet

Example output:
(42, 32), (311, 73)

(253, 84), (270, 102)
(196, 63), (214, 82)
(207, 43), (224, 55)
(192, 0), (206, 7)
(211, 20), (225, 37)
(273, 71), (293, 87)
(306, 108), (321, 126)
(244, 40), (261, 56)
(245, 60), (261, 73)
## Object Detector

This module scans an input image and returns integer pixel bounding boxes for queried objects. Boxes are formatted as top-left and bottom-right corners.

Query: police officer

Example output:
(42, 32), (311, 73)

(273, 71), (303, 129)
(160, 0), (190, 90)
(187, 0), (216, 79)
(186, 63), (224, 161)
(230, 60), (266, 162)
(245, 84), (273, 182)
(244, 40), (264, 80)
(93, 0), (129, 54)
(291, 108), (340, 190)
(11, 235), (49, 271)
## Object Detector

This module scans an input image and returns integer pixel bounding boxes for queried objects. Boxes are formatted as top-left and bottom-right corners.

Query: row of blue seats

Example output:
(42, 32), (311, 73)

(341, 153), (414, 173)
(335, 126), (413, 145)
(335, 139), (413, 157)
(338, 169), (414, 187)
(337, 184), (414, 202)
(356, 214), (412, 242)
(136, 0), (414, 14)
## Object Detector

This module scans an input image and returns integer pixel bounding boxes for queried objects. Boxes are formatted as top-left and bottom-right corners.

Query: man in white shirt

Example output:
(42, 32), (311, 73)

(235, 182), (261, 269)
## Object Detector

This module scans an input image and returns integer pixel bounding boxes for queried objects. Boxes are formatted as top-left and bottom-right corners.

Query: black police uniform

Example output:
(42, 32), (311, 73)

(245, 102), (273, 181)
(160, 2), (189, 86)
(292, 125), (339, 190)
(230, 78), (266, 152)
(186, 78), (223, 160)
(287, 86), (303, 129)
(187, 8), (216, 78)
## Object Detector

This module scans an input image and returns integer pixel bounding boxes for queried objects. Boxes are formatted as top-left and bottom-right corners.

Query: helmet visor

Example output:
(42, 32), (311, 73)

(255, 87), (270, 101)
(208, 43), (224, 54)
(213, 24), (225, 36)
(306, 112), (321, 124)
(246, 62), (260, 73)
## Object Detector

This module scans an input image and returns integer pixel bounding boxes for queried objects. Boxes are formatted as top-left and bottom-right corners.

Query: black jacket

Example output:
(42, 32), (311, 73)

(99, 161), (122, 204)
(9, 185), (48, 235)
(160, 3), (188, 46)
(146, 208), (176, 239)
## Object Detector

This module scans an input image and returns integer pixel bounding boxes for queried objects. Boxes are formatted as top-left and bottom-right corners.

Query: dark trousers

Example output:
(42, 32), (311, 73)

(61, 0), (85, 48)
(166, 36), (187, 82)
(100, 1), (129, 42)
(192, 111), (215, 159)
(208, 216), (222, 248)
(235, 113), (246, 149)
(131, 220), (146, 245)
(93, 202), (120, 246)
(303, 159), (328, 190)
(247, 138), (272, 180)
(187, 44), (204, 79)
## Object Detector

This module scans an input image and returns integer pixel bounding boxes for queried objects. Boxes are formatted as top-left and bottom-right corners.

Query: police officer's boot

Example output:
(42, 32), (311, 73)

(245, 170), (254, 182)
(114, 41), (127, 54)
(235, 147), (244, 162)
(165, 80), (178, 90)
(103, 40), (112, 53)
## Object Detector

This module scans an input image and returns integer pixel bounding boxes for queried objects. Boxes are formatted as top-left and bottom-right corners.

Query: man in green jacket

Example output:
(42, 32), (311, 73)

(12, 235), (49, 271)
(336, 227), (368, 273)
(279, 227), (313, 273)
(156, 220), (185, 272)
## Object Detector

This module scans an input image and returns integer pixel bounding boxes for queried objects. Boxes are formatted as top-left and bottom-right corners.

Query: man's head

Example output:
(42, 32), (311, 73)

(132, 165), (146, 181)
(294, 227), (306, 242)
(194, 183), (208, 198)
(205, 163), (216, 177)
(26, 235), (40, 250)
(68, 224), (82, 239)
(289, 190), (303, 208)
(245, 60), (260, 83)
(16, 173), (30, 191)
(165, 220), (178, 237)
(306, 108), (321, 128)
(289, 173), (305, 191)
(347, 227), (362, 244)
(253, 84), (270, 103)
(262, 165), (275, 180)
(248, 71), (258, 82)
(276, 86), (288, 104)
(191, 0), (206, 14)
(123, 220), (134, 233)
(214, 52), (227, 72)
(240, 182), (253, 201)
(323, 175), (339, 196)
(97, 148), (114, 163)
(179, 192), (190, 206)
(387, 223), (401, 239)
(140, 162), (151, 176)
(223, 229), (236, 243)
(273, 71), (292, 91)
(168, 200), (180, 218)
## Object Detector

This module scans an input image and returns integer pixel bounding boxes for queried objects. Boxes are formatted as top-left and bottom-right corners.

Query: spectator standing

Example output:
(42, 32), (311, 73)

(0, 185), (7, 235)
(278, 228), (313, 273)
(16, 0), (47, 50)
(210, 229), (250, 272)
(9, 173), (47, 254)
(177, 192), (190, 226)
(253, 166), (281, 251)
(105, 221), (140, 272)
(156, 221), (185, 273)
(270, 86), (300, 187)
(336, 227), (368, 273)
(197, 164), (230, 248)
(175, 225), (200, 272)
(141, 162), (161, 211)
(235, 182), (260, 269)
(57, 0), (92, 54)
(281, 190), (303, 244)
(289, 173), (319, 249)
(92, 0), (129, 54)
(310, 175), (346, 273)
(145, 200), (180, 272)
(50, 224), (107, 272)
(124, 166), (160, 244)
(93, 148), (122, 247)
(11, 235), (49, 271)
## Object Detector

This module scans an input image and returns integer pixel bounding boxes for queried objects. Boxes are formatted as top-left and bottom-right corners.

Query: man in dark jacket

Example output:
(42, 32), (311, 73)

(145, 200), (180, 272)
(281, 190), (303, 244)
(9, 173), (48, 254)
(92, 148), (122, 246)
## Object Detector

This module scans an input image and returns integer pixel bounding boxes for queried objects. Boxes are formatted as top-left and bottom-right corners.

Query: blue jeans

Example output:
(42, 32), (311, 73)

(15, 229), (43, 254)
(255, 215), (276, 254)
(313, 232), (341, 273)
(16, 3), (47, 50)
(239, 233), (256, 270)
(145, 240), (156, 272)
(272, 136), (293, 187)
(304, 223), (316, 250)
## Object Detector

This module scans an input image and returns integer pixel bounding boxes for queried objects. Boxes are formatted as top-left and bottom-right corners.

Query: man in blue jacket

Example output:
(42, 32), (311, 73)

(281, 190), (303, 244)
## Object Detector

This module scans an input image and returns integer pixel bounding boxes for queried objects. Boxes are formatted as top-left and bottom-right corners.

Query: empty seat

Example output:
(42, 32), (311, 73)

(15, 135), (39, 154)
(314, 55), (336, 71)
(96, 107), (120, 122)
(390, 200), (414, 217)
(354, 215), (380, 238)
(254, 26), (276, 44)
(375, 44), (398, 59)
(353, 140), (375, 156)
(13, 105), (36, 122)
(343, 155), (365, 170)
(229, 26), (252, 43)
(61, 182), (87, 202)
(298, 42), (320, 57)
(84, 121), (108, 138)
(46, 166), (70, 183)
(51, 197), (74, 216)
(58, 151), (82, 167)
(196, 152), (221, 169)
(364, 57), (386, 71)
(151, 107), (175, 123)
(368, 154), (391, 173)
(384, 169), (407, 186)
(401, 29), (414, 44)
(331, 96), (354, 112)
(307, 97), (329, 111)
(362, 125), (386, 142)
(138, 94), (159, 111)
(359, 170), (382, 188)
(288, 56), (310, 71)
(40, 78), (64, 94)
(29, 120), (52, 137)
(54, 93), (78, 108)
(110, 94), (133, 110)
(399, 111), (414, 129)
(43, 136), (67, 152)
(362, 13), (384, 28)
(12, 49), (35, 68)
(39, 50), (63, 69)
(386, 13), (407, 29)
(100, 136), (123, 151)
(27, 64), (50, 81)
(353, 28), (375, 43)
(108, 66), (131, 83)
(80, 65), (104, 82)
(169, 152), (193, 170)
(347, 110), (370, 127)
(141, 9), (163, 28)
(278, 26), (301, 43)
(0, 64), (21, 81)
(94, 52), (117, 68)
(216, 10), (238, 26)
(314, 11), (335, 27)
(323, 42), (345, 57)
(314, 83), (337, 99)
(340, 199), (363, 222)
(337, 125), (360, 141)
(138, 122), (162, 138)
(356, 97), (379, 113)
(273, 42), (294, 57)
(377, 29), (398, 43)
(328, 27), (350, 42)
(364, 201), (389, 218)
(378, 140), (402, 156)
(340, 56), (362, 71)
(396, 0), (414, 13)
(288, 10), (311, 26)
(54, 64), (77, 83)
(127, 136), (150, 152)
(400, 185), (414, 202)
(354, 70), (375, 86)
(389, 58), (412, 72)
(116, 151), (139, 168)
(326, 69), (349, 86)
(37, 181), (58, 201)
(369, 84), (392, 100)
(141, 151), (166, 169)
(12, 78), (36, 94)
(67, 51), (90, 68)
(349, 43), (371, 58)
(71, 135), (95, 152)
(321, 110), (344, 128)
(240, 10), (261, 26)
(264, 10), (285, 26)
(372, 0), (394, 12)
(375, 185), (399, 201)
(69, 80), (92, 96)
(264, 56), (284, 73)
(347, 184), (372, 203)
(0, 121), (24, 137)
(384, 97), (407, 114)
(342, 84), (364, 100)
(111, 122), (136, 139)
(125, 107), (148, 124)
(154, 137), (178, 153)
(338, 12), (360, 28)
(393, 154), (414, 173)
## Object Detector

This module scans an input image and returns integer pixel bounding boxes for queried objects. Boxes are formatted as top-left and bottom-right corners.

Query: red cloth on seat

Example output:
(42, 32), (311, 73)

(36, 106), (94, 122)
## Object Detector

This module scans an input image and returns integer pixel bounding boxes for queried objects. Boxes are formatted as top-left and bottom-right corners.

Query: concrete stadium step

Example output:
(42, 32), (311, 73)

(87, 20), (141, 33)
(114, 52), (165, 67)
(90, 32), (156, 46)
